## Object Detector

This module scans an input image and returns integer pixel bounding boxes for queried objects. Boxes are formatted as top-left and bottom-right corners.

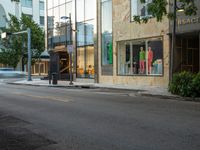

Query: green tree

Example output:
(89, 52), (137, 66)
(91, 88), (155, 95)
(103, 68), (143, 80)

(0, 13), (45, 69)
(133, 0), (197, 23)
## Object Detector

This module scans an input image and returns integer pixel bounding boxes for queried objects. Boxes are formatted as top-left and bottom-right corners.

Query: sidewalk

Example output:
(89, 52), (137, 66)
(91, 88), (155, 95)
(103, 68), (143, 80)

(7, 78), (181, 99)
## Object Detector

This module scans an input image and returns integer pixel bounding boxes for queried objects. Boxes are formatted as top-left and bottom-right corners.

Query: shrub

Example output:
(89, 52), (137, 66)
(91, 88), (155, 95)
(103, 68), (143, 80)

(192, 73), (200, 97)
(169, 71), (194, 97)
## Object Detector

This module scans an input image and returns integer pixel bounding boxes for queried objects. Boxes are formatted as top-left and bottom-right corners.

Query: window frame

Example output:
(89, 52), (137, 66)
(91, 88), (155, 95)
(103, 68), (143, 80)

(130, 0), (153, 22)
(117, 36), (164, 77)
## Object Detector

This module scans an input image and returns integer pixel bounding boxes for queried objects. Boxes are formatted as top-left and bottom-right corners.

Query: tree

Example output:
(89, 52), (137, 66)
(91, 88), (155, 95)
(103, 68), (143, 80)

(133, 0), (198, 23)
(0, 13), (45, 69)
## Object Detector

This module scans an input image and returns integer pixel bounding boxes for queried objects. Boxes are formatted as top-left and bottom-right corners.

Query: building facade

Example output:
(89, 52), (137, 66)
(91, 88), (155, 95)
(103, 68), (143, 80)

(0, 0), (48, 75)
(47, 0), (97, 80)
(47, 0), (200, 87)
(172, 0), (200, 74)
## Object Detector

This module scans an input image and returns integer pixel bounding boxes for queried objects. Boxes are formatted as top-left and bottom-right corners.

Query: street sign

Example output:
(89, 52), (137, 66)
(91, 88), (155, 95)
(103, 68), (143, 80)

(67, 45), (74, 53)
(1, 32), (7, 39)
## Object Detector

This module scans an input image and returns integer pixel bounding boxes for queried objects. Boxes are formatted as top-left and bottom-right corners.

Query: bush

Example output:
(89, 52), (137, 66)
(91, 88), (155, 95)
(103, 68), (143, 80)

(168, 71), (200, 97)
(192, 73), (200, 97)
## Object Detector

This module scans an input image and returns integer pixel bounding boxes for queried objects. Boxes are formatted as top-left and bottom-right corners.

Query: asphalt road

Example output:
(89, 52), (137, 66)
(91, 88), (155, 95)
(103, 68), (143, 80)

(0, 83), (200, 150)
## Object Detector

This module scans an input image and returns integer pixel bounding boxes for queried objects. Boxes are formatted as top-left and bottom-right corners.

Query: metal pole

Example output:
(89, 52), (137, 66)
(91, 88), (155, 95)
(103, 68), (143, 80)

(170, 0), (176, 81)
(69, 13), (73, 85)
(27, 28), (32, 81)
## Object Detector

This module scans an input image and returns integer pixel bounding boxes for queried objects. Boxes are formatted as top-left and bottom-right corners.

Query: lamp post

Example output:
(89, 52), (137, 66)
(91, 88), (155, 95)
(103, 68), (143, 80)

(61, 13), (73, 85)
(170, 0), (177, 81)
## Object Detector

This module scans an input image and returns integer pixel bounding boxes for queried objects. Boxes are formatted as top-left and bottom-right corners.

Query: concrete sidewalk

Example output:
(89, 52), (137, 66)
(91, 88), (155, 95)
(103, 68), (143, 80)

(6, 78), (181, 99)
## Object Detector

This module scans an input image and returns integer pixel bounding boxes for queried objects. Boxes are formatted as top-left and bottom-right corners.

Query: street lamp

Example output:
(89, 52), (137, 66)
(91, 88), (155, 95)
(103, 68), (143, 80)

(61, 13), (73, 85)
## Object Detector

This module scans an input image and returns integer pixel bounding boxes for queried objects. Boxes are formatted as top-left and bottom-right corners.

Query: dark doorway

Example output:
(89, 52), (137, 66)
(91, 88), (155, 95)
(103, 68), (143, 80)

(174, 34), (199, 73)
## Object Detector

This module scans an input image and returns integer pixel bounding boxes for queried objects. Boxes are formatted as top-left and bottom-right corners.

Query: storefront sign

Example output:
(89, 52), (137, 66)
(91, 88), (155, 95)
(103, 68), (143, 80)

(177, 17), (200, 26)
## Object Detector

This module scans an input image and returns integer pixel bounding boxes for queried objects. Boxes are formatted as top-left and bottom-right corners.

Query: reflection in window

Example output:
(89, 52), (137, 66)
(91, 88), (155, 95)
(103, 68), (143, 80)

(118, 38), (163, 76)
(101, 0), (112, 65)
(40, 16), (44, 25)
(39, 1), (44, 10)
(47, 0), (53, 9)
(21, 0), (32, 8)
(76, 0), (96, 79)
(77, 47), (85, 78)
(131, 0), (152, 21)
(77, 23), (85, 46)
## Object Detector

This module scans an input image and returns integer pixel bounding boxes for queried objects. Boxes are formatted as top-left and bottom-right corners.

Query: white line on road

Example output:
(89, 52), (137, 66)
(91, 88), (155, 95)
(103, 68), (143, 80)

(12, 92), (72, 103)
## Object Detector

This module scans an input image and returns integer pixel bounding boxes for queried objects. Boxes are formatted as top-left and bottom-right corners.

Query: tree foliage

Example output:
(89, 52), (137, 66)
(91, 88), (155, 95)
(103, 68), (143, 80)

(133, 0), (198, 23)
(0, 14), (44, 68)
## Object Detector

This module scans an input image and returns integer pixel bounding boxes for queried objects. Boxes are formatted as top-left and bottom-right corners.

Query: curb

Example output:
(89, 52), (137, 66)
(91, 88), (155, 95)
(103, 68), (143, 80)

(6, 82), (200, 102)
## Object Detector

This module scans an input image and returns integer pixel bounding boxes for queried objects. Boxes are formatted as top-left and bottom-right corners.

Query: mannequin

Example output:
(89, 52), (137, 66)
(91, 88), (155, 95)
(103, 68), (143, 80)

(148, 46), (153, 74)
(139, 47), (145, 74)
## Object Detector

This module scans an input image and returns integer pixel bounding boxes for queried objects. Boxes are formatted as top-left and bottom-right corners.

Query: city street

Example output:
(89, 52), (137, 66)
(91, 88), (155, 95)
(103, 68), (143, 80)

(0, 83), (200, 150)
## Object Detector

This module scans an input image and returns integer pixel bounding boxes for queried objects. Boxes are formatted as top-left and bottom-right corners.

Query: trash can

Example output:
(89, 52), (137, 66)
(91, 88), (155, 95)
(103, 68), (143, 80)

(52, 72), (57, 85)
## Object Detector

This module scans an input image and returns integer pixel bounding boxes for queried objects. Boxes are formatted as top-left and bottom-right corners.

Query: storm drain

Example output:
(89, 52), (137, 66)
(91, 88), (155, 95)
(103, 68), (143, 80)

(0, 115), (56, 150)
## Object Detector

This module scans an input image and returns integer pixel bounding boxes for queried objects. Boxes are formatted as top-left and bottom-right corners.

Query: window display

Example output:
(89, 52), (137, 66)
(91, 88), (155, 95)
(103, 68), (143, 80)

(118, 38), (163, 76)
(101, 0), (113, 65)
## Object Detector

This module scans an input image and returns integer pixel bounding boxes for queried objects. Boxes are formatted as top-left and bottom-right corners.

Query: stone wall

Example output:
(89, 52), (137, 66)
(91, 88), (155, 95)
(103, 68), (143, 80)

(98, 0), (170, 87)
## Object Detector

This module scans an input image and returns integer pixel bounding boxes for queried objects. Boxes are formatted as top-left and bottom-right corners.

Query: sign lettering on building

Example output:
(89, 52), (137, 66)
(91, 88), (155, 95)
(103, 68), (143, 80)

(177, 17), (200, 26)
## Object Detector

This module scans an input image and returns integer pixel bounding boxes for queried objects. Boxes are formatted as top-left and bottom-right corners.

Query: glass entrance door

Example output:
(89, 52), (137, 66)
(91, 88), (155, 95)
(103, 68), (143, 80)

(181, 37), (199, 73)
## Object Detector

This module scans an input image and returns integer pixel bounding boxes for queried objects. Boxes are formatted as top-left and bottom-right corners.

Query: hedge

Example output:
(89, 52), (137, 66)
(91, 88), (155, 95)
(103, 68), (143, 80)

(169, 72), (200, 97)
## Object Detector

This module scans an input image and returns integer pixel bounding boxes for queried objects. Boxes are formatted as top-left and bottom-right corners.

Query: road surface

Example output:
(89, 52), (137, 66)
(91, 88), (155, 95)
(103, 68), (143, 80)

(0, 83), (200, 150)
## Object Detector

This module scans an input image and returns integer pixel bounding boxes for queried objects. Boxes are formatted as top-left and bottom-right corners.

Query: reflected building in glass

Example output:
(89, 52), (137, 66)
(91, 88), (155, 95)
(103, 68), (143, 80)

(46, 0), (96, 80)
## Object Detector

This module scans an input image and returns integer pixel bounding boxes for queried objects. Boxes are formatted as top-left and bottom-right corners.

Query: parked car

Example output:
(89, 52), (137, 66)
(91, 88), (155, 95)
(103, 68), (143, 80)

(0, 68), (26, 78)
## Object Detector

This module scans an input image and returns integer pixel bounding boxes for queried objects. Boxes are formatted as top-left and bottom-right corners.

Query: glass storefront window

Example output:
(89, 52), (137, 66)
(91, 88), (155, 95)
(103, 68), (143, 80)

(85, 0), (96, 20)
(131, 0), (152, 21)
(77, 22), (85, 46)
(86, 46), (95, 78)
(76, 0), (85, 22)
(118, 38), (163, 76)
(101, 0), (113, 65)
(85, 20), (94, 46)
(77, 47), (85, 78)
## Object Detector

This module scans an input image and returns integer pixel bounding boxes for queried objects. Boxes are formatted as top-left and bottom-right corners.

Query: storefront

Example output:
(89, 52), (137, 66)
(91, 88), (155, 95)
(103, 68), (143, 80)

(173, 1), (200, 74)
(47, 0), (96, 81)
(97, 0), (170, 87)
(118, 37), (163, 76)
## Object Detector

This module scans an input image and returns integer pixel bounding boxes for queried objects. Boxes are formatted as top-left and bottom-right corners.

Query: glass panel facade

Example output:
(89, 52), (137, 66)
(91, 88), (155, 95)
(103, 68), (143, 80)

(131, 0), (152, 21)
(47, 0), (53, 9)
(101, 0), (113, 65)
(47, 0), (72, 49)
(118, 38), (163, 75)
(76, 0), (96, 79)
(86, 46), (95, 78)
(85, 0), (96, 20)
(21, 0), (32, 8)
(47, 0), (96, 79)
(77, 47), (85, 77)
(76, 0), (84, 22)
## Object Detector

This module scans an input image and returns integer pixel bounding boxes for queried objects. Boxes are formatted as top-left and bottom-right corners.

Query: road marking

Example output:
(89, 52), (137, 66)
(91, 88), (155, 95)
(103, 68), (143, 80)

(12, 92), (72, 103)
